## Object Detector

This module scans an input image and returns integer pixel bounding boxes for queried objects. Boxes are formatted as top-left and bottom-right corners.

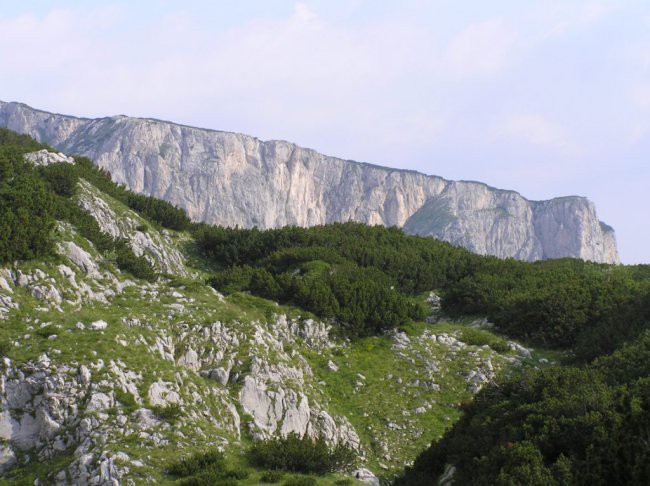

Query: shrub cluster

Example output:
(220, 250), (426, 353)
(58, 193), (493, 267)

(248, 433), (355, 475)
(260, 470), (285, 483)
(207, 261), (425, 336)
(168, 451), (249, 486)
(0, 146), (56, 263)
(150, 402), (183, 422)
(0, 128), (49, 151)
(196, 223), (650, 349)
(282, 477), (317, 486)
(0, 129), (157, 281)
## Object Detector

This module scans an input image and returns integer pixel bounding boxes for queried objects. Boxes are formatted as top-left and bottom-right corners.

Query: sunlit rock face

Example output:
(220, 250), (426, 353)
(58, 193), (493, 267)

(0, 100), (619, 263)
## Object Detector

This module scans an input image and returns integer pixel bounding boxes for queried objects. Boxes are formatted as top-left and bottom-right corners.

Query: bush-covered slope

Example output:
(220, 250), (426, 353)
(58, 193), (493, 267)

(0, 127), (191, 281)
(1, 128), (649, 485)
(0, 129), (534, 484)
(195, 224), (650, 356)
(396, 334), (650, 485)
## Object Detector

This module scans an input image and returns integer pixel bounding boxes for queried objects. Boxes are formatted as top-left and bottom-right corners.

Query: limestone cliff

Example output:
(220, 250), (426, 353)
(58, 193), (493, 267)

(0, 101), (619, 263)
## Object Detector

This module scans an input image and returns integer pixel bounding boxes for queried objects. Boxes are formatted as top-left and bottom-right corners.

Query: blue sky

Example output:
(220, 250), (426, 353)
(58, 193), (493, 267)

(1, 1), (648, 263)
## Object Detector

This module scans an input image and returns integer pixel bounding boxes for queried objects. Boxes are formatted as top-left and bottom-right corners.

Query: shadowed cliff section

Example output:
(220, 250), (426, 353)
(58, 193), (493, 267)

(0, 100), (619, 263)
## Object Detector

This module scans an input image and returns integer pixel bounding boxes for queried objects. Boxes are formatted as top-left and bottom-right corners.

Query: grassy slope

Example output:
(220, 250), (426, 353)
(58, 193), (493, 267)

(0, 179), (549, 485)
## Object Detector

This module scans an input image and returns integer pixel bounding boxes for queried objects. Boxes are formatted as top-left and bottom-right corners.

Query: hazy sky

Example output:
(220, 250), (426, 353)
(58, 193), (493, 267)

(1, 1), (648, 263)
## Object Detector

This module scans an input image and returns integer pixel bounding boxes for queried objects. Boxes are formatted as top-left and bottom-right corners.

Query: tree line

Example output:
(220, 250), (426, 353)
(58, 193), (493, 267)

(194, 223), (650, 350)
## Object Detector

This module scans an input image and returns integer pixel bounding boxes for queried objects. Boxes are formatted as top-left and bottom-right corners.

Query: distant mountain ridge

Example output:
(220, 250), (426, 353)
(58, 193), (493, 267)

(0, 100), (619, 263)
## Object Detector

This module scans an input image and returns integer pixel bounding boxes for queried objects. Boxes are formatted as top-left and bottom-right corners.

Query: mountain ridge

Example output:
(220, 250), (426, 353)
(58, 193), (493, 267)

(0, 100), (619, 263)
(0, 100), (577, 196)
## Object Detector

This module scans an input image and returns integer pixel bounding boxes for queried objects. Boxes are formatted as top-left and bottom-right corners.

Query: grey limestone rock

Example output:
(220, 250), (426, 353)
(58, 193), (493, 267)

(353, 467), (380, 486)
(90, 320), (108, 331)
(147, 380), (181, 407)
(0, 445), (16, 473)
(59, 241), (101, 278)
(23, 149), (75, 166)
(0, 101), (619, 263)
(77, 181), (188, 276)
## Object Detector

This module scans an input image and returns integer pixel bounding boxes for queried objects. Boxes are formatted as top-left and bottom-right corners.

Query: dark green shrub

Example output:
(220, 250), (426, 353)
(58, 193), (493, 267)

(249, 433), (356, 475)
(180, 476), (238, 486)
(39, 162), (79, 197)
(260, 470), (285, 483)
(114, 389), (138, 414)
(114, 240), (156, 281)
(151, 402), (182, 422)
(0, 340), (11, 356)
(0, 152), (56, 263)
(224, 467), (249, 480)
(35, 327), (57, 339)
(168, 451), (225, 477)
(168, 450), (250, 485)
(460, 327), (510, 353)
(0, 128), (50, 151)
(334, 479), (353, 485)
(126, 192), (191, 231)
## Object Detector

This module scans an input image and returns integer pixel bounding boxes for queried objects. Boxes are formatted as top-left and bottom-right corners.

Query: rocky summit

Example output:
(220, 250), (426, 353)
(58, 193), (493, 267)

(0, 101), (619, 263)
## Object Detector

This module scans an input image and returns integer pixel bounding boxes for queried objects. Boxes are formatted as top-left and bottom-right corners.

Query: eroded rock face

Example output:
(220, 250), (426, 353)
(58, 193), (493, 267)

(0, 353), (184, 483)
(59, 241), (102, 279)
(0, 354), (131, 481)
(353, 467), (380, 486)
(403, 183), (619, 262)
(23, 149), (75, 166)
(0, 101), (619, 263)
(77, 180), (188, 276)
(171, 314), (363, 449)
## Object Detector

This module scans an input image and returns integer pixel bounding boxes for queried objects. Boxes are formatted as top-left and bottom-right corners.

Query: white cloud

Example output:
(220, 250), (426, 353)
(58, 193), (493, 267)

(579, 2), (610, 24)
(629, 124), (648, 144)
(632, 85), (650, 109)
(292, 2), (317, 23)
(0, 7), (121, 74)
(495, 114), (577, 153)
(444, 18), (517, 78)
(543, 1), (612, 39)
(379, 112), (447, 147)
(0, 3), (445, 158)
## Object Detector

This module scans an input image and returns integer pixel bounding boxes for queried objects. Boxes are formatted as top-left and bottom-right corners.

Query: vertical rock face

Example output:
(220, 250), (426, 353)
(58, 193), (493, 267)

(532, 198), (619, 263)
(0, 100), (619, 263)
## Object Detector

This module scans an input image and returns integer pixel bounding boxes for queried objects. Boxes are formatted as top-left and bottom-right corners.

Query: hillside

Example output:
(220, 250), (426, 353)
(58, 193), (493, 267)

(1, 130), (648, 485)
(0, 101), (619, 264)
(396, 335), (650, 485)
(0, 133), (539, 484)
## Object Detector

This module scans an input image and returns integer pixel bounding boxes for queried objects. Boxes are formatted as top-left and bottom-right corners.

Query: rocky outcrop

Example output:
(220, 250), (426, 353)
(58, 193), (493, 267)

(0, 354), (133, 483)
(403, 183), (619, 262)
(23, 149), (75, 166)
(0, 101), (619, 263)
(169, 313), (362, 449)
(76, 180), (188, 276)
